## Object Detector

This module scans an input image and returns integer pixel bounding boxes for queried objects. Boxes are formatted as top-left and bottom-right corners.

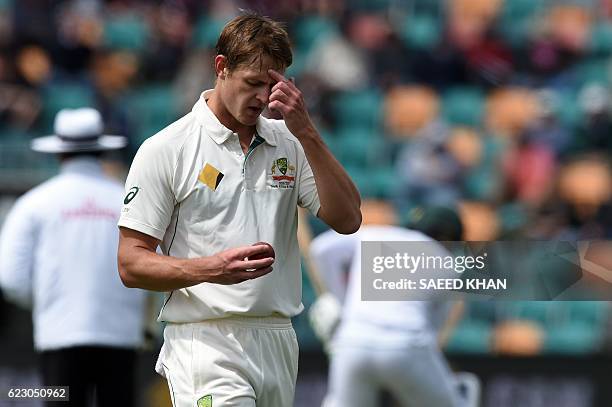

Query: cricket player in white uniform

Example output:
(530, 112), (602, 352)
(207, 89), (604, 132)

(117, 13), (361, 407)
(309, 206), (467, 407)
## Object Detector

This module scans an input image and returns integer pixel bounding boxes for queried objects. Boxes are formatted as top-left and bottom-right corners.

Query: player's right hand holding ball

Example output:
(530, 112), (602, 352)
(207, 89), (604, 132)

(249, 242), (276, 261)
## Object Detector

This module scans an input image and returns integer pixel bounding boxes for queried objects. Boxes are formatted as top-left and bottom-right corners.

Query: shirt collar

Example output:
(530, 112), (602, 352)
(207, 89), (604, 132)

(192, 90), (277, 147)
(60, 156), (104, 176)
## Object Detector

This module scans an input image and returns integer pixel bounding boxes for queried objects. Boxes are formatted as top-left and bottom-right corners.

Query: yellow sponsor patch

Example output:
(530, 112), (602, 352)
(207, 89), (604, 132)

(198, 163), (224, 191)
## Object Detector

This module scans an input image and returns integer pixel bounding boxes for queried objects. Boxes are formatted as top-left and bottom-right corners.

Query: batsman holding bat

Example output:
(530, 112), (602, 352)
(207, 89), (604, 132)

(117, 12), (361, 407)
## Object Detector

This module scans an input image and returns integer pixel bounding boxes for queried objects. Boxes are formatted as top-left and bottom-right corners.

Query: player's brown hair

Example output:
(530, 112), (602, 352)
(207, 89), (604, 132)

(215, 13), (292, 72)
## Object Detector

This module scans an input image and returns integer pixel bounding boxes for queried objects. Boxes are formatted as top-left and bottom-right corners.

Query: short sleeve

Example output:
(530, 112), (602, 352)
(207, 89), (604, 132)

(297, 144), (320, 216)
(310, 230), (358, 301)
(118, 139), (176, 240)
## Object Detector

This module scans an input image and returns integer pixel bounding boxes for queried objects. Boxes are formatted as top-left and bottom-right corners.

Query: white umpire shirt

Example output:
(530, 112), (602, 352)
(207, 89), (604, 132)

(118, 90), (321, 322)
(0, 157), (146, 351)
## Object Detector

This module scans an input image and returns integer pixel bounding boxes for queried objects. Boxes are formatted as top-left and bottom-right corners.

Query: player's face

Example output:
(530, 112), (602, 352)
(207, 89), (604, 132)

(219, 55), (283, 127)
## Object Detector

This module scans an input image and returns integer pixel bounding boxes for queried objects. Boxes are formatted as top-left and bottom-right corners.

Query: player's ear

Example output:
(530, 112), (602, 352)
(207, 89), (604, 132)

(215, 55), (228, 80)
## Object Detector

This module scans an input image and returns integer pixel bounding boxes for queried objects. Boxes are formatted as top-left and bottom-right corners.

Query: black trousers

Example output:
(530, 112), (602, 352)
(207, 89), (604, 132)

(40, 346), (137, 407)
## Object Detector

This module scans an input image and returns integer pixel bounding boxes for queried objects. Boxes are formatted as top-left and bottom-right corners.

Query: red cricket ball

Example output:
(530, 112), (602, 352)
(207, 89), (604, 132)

(249, 242), (276, 260)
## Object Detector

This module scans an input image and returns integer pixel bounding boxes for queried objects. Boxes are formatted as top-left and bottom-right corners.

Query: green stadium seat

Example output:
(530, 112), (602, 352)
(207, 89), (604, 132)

(400, 14), (441, 50)
(124, 85), (180, 145)
(0, 127), (57, 181)
(497, 202), (529, 234)
(442, 87), (485, 127)
(345, 164), (396, 199)
(499, 0), (544, 46)
(589, 22), (612, 55)
(0, 0), (12, 11)
(191, 16), (228, 49)
(292, 16), (337, 55)
(501, 0), (544, 21)
(462, 168), (498, 201)
(41, 83), (96, 132)
(575, 58), (610, 87)
(332, 90), (383, 131)
(335, 127), (391, 167)
(503, 301), (554, 325)
(553, 89), (582, 128)
(544, 322), (603, 354)
(566, 301), (608, 326)
(444, 321), (492, 354)
(103, 14), (150, 52)
(542, 302), (608, 354)
(285, 50), (307, 78)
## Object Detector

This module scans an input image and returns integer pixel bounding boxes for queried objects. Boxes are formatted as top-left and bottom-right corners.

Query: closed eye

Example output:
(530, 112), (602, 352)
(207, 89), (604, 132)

(246, 80), (265, 86)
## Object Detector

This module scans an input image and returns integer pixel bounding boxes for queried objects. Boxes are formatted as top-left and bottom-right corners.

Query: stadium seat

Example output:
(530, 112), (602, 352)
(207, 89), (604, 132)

(575, 58), (611, 87)
(566, 301), (608, 326)
(400, 14), (441, 50)
(41, 83), (96, 132)
(551, 89), (582, 128)
(333, 89), (383, 131)
(544, 322), (603, 354)
(345, 164), (395, 199)
(124, 85), (179, 145)
(191, 16), (228, 49)
(292, 16), (337, 55)
(445, 321), (492, 354)
(334, 127), (391, 168)
(502, 301), (555, 325)
(499, 0), (544, 46)
(103, 13), (150, 52)
(590, 22), (612, 55)
(442, 87), (485, 127)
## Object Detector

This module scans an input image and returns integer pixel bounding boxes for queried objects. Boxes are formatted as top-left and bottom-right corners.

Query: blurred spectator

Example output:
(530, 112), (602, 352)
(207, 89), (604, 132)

(459, 201), (501, 241)
(304, 13), (369, 91)
(0, 43), (45, 129)
(573, 83), (612, 154)
(527, 5), (593, 86)
(52, 0), (102, 78)
(555, 155), (612, 239)
(524, 89), (572, 158)
(387, 85), (463, 210)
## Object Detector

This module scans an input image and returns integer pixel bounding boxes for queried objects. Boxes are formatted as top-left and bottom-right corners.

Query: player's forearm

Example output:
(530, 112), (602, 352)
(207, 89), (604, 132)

(299, 129), (361, 234)
(118, 246), (204, 291)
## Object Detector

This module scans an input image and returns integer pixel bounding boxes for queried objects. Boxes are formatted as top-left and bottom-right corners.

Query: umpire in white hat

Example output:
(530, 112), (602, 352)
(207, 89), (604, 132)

(0, 108), (146, 407)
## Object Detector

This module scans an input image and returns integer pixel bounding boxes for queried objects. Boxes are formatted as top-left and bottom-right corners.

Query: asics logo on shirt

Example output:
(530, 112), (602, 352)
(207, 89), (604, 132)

(124, 187), (140, 204)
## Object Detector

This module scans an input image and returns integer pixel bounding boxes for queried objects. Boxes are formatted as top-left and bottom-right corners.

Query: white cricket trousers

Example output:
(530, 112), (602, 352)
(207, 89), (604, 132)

(156, 316), (299, 407)
(325, 341), (461, 407)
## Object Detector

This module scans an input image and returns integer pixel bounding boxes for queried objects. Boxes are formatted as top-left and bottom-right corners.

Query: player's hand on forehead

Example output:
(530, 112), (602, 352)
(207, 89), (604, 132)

(267, 69), (316, 138)
(268, 69), (295, 93)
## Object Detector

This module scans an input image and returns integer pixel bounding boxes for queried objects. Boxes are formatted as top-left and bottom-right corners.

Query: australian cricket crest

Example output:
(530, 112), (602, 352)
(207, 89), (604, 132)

(270, 157), (296, 189)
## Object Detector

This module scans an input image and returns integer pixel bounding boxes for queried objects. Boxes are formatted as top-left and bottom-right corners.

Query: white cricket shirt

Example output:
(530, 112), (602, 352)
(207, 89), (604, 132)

(310, 226), (452, 348)
(119, 90), (320, 322)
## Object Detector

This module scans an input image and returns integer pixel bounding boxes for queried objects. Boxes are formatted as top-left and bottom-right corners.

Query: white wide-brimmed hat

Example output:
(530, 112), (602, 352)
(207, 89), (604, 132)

(31, 108), (128, 153)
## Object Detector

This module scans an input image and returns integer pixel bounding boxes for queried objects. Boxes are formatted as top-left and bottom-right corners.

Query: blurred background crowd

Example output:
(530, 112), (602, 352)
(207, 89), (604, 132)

(1, 0), (612, 406)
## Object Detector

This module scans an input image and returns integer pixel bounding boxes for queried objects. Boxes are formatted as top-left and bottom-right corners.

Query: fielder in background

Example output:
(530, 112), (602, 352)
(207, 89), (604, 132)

(117, 12), (361, 407)
(309, 206), (474, 407)
(0, 108), (146, 407)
